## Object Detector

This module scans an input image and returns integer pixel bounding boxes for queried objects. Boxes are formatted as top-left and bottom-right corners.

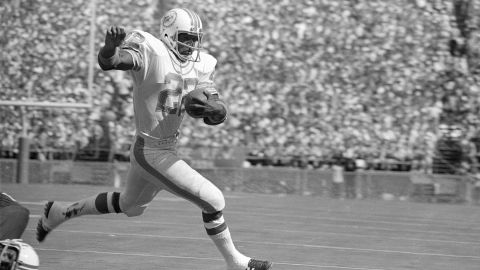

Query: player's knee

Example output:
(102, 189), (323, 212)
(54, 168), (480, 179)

(202, 184), (225, 212)
(213, 188), (225, 211)
(119, 195), (148, 217)
(123, 205), (147, 217)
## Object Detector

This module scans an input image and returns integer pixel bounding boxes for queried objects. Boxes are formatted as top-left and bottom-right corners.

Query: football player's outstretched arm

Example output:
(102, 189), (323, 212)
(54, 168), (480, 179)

(98, 26), (135, 71)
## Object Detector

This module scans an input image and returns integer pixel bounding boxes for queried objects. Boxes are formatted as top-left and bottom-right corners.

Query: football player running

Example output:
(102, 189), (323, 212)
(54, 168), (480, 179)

(36, 8), (272, 270)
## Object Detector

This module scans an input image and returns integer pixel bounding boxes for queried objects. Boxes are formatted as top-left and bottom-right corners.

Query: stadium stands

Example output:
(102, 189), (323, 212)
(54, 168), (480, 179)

(1, 0), (480, 173)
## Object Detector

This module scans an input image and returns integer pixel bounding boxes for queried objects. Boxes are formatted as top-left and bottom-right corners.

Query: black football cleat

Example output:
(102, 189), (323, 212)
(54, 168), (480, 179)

(246, 258), (272, 270)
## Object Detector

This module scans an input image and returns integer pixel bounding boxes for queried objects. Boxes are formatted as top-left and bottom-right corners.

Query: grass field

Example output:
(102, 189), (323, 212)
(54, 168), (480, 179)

(2, 183), (480, 270)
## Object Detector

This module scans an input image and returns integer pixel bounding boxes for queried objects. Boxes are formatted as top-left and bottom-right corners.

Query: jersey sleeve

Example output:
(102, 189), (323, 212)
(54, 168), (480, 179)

(196, 52), (217, 84)
(120, 31), (146, 72)
(194, 52), (218, 97)
(121, 30), (166, 85)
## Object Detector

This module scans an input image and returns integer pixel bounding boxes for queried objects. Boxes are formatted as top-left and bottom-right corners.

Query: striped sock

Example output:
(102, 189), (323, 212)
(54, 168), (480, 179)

(94, 192), (122, 214)
(203, 211), (249, 269)
(64, 192), (122, 220)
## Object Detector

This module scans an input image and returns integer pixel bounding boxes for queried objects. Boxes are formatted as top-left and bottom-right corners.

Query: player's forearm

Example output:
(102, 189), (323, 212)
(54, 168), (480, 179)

(98, 46), (136, 71)
(100, 44), (117, 59)
(98, 46), (119, 70)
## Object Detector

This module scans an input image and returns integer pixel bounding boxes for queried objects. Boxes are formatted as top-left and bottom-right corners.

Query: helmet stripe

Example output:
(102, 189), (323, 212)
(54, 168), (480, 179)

(193, 11), (202, 29)
(181, 8), (195, 30)
(182, 8), (200, 32)
(17, 264), (38, 270)
(190, 9), (200, 30)
(18, 261), (39, 269)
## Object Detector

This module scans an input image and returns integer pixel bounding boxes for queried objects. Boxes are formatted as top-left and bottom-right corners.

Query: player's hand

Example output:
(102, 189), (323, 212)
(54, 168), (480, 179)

(104, 26), (126, 49)
(188, 91), (225, 118)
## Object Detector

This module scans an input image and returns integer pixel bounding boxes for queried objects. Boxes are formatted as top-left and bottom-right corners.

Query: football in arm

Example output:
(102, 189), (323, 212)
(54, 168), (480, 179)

(183, 88), (207, 118)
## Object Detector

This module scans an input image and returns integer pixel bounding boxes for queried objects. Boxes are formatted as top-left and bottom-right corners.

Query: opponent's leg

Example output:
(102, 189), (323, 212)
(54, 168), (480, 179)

(37, 166), (162, 242)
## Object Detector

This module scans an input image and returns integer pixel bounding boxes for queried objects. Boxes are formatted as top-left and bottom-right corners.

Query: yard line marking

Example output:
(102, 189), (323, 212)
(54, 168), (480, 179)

(35, 248), (385, 269)
(33, 229), (480, 260)
(37, 248), (223, 260)
(26, 201), (480, 232)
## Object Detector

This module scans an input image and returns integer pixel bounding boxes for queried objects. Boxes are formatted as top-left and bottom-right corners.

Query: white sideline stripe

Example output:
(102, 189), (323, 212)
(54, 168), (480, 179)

(24, 200), (480, 231)
(36, 248), (384, 270)
(274, 262), (386, 270)
(268, 228), (480, 245)
(227, 210), (480, 231)
(36, 229), (480, 260)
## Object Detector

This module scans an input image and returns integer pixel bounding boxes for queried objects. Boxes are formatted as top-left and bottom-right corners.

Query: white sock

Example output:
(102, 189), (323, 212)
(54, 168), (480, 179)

(60, 192), (122, 221)
(203, 211), (250, 269)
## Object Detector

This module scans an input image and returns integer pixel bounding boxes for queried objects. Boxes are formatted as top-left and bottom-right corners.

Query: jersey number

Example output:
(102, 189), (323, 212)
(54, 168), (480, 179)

(157, 73), (198, 115)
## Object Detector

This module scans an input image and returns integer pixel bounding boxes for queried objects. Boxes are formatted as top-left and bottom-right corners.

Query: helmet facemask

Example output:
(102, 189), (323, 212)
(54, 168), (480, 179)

(174, 31), (203, 62)
(0, 243), (19, 270)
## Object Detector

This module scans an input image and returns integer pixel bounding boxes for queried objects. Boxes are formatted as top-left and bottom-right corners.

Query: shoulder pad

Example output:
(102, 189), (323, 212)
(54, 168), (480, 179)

(196, 52), (217, 74)
(140, 30), (170, 57)
(121, 30), (146, 51)
(125, 30), (146, 44)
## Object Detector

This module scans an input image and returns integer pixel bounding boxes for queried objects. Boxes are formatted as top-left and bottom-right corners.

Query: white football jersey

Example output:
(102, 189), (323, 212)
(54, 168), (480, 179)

(121, 30), (217, 140)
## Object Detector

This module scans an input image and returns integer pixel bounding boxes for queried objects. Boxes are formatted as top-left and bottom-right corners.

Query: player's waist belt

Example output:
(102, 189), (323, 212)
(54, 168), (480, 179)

(136, 133), (178, 148)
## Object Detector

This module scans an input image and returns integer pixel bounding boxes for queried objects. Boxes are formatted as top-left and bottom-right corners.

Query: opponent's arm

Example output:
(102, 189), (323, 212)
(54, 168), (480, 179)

(98, 26), (135, 71)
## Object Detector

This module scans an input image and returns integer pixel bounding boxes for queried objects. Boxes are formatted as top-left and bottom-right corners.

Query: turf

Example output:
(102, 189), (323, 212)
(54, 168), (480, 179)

(2, 183), (480, 270)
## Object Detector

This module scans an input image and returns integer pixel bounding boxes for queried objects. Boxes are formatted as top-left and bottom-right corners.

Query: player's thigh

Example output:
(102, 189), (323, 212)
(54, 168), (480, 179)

(131, 141), (224, 213)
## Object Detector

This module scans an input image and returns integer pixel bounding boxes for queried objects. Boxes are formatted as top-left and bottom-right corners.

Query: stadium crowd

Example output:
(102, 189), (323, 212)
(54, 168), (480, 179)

(1, 0), (480, 171)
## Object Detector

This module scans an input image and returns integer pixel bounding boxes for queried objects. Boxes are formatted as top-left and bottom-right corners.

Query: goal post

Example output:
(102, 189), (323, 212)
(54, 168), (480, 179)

(0, 101), (92, 184)
(1, 0), (98, 184)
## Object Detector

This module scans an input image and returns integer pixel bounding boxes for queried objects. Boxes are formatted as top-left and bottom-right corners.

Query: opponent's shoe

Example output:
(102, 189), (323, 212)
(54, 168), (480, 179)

(36, 201), (65, 242)
(246, 258), (272, 270)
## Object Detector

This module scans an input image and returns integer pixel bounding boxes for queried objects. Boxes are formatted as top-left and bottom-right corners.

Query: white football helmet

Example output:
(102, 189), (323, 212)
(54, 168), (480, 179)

(0, 239), (39, 270)
(160, 8), (203, 62)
